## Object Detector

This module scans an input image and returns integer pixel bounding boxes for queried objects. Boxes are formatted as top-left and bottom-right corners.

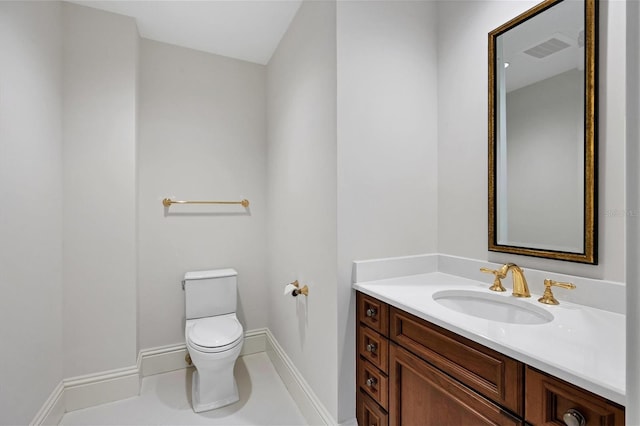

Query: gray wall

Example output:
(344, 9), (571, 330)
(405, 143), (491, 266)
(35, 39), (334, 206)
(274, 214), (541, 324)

(437, 0), (627, 282)
(336, 1), (439, 421)
(0, 2), (64, 424)
(626, 0), (639, 423)
(266, 0), (339, 418)
(62, 2), (139, 377)
(137, 39), (268, 351)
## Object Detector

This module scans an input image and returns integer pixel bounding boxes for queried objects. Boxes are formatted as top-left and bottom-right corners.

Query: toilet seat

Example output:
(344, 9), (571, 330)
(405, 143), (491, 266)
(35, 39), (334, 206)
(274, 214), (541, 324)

(188, 315), (243, 353)
(189, 336), (242, 353)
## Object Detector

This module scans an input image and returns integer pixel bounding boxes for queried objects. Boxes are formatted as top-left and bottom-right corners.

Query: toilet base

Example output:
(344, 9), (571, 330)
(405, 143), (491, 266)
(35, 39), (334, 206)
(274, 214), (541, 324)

(191, 369), (239, 413)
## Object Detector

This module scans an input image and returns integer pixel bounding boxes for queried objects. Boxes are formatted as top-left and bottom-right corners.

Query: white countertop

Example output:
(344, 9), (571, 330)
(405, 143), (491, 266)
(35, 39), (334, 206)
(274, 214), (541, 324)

(353, 271), (626, 406)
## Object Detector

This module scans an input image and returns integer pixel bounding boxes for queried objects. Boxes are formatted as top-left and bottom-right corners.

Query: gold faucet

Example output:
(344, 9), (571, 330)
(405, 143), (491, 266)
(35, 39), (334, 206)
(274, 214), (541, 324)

(538, 279), (576, 305)
(480, 263), (530, 297)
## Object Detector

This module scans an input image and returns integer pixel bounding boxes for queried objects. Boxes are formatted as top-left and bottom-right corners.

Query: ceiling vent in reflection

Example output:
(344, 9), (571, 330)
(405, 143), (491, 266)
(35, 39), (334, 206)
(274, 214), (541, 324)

(523, 37), (571, 59)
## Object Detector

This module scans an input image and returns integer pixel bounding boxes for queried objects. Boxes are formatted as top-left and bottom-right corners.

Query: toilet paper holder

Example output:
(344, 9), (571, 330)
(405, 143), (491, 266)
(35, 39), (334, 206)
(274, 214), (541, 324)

(288, 280), (309, 297)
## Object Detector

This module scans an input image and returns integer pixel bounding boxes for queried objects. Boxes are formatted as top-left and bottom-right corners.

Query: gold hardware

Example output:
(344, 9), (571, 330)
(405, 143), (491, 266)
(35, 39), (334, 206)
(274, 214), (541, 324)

(185, 353), (192, 366)
(290, 280), (309, 297)
(480, 263), (530, 297)
(162, 198), (249, 208)
(480, 267), (507, 292)
(538, 279), (576, 305)
(506, 264), (530, 297)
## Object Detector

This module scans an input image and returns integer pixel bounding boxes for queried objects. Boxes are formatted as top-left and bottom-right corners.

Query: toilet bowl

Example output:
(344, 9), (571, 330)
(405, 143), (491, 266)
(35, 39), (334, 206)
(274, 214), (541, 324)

(186, 314), (244, 412)
(183, 269), (244, 413)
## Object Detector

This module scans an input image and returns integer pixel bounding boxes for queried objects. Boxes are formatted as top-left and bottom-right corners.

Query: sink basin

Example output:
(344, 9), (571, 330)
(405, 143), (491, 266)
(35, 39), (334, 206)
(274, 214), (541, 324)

(433, 290), (553, 325)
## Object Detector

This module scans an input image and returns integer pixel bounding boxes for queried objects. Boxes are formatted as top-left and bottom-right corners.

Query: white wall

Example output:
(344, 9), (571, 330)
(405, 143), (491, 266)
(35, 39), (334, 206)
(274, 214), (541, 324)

(62, 2), (139, 377)
(336, 1), (439, 421)
(266, 0), (338, 419)
(626, 0), (639, 422)
(137, 39), (268, 350)
(437, 0), (626, 282)
(0, 2), (64, 424)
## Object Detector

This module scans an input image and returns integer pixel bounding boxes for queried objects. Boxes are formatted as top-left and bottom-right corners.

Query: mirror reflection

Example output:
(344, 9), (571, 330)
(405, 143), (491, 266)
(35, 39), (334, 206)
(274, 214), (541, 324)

(488, 0), (597, 264)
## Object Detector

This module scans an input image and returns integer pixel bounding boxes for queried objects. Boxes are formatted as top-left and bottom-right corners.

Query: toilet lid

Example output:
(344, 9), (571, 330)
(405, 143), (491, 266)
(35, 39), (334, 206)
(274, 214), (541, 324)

(189, 316), (243, 348)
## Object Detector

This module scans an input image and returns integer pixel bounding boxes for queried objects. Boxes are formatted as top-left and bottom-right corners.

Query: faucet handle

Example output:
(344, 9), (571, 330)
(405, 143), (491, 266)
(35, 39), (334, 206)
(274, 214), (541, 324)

(538, 279), (576, 305)
(480, 267), (507, 292)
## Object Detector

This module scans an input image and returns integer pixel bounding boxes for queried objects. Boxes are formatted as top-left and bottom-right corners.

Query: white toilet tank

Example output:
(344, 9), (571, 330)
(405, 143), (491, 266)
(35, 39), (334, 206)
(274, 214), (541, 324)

(184, 269), (238, 320)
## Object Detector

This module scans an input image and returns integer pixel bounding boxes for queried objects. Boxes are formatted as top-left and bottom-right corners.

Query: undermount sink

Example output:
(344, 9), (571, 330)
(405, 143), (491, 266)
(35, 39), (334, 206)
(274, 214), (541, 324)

(433, 290), (554, 325)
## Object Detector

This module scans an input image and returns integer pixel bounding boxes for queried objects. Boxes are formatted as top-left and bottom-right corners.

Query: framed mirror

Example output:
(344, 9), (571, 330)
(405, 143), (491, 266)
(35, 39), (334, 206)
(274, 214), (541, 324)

(488, 0), (597, 264)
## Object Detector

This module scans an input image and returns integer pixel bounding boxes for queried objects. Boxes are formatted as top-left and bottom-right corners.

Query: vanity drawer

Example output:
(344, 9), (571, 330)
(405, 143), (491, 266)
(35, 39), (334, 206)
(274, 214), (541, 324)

(525, 367), (625, 425)
(358, 358), (389, 410)
(358, 324), (389, 374)
(357, 292), (389, 337)
(357, 389), (389, 426)
(389, 307), (524, 416)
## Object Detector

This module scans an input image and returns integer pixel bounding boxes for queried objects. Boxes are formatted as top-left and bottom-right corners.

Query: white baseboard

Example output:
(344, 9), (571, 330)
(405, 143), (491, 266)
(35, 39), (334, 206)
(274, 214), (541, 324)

(241, 328), (269, 355)
(32, 328), (332, 425)
(31, 367), (141, 425)
(138, 329), (268, 378)
(30, 382), (65, 426)
(264, 329), (336, 425)
(138, 344), (189, 377)
(63, 366), (140, 412)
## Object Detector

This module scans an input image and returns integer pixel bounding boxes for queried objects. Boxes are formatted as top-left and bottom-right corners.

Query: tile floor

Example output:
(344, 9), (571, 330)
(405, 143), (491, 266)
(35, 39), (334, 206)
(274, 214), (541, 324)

(60, 353), (308, 425)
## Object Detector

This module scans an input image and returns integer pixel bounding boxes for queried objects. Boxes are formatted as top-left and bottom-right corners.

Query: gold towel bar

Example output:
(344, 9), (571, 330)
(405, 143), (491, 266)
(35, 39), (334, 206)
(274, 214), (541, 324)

(162, 198), (249, 208)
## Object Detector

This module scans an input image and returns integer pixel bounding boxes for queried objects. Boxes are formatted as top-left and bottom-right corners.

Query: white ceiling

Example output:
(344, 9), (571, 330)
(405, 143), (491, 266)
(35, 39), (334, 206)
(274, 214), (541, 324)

(70, 1), (303, 65)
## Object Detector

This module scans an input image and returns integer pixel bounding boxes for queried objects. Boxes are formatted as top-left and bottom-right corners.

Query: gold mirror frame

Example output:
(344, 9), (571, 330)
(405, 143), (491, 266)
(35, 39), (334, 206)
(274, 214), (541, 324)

(488, 0), (598, 264)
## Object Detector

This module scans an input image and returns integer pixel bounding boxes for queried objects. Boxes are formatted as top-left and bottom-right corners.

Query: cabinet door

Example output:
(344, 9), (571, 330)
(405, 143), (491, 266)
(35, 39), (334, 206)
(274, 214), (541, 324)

(525, 367), (625, 425)
(390, 307), (523, 415)
(357, 389), (389, 426)
(389, 343), (522, 426)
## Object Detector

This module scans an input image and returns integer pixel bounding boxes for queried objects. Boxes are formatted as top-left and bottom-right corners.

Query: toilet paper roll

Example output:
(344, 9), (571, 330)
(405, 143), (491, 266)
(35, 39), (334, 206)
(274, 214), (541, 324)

(283, 283), (298, 296)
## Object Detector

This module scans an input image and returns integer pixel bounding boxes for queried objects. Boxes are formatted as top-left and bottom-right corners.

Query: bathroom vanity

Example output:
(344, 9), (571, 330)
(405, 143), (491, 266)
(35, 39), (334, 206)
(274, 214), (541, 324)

(353, 272), (625, 426)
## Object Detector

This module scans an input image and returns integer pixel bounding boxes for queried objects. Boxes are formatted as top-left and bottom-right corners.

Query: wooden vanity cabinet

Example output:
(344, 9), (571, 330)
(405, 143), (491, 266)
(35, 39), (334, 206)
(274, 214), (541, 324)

(525, 367), (625, 425)
(355, 291), (625, 426)
(356, 291), (521, 426)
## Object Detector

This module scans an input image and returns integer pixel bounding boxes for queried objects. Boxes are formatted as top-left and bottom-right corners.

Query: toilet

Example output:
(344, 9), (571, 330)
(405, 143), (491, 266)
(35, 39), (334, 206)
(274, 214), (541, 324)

(183, 268), (244, 413)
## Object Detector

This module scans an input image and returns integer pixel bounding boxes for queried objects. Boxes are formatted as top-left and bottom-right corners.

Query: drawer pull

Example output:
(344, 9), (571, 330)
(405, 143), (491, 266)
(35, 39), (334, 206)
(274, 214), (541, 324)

(563, 408), (586, 426)
(366, 343), (377, 353)
(366, 307), (377, 318)
(365, 377), (377, 387)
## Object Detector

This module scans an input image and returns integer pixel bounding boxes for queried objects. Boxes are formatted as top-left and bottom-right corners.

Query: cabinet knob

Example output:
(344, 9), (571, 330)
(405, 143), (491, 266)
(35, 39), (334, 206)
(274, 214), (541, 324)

(366, 307), (377, 318)
(563, 408), (586, 426)
(366, 343), (377, 353)
(365, 377), (377, 387)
